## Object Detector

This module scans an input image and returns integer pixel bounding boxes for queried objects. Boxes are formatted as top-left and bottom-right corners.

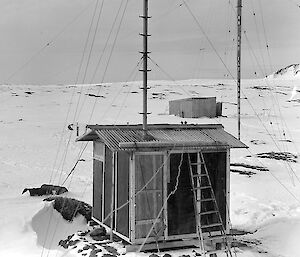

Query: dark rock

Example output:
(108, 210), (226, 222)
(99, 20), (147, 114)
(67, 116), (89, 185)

(90, 234), (109, 241)
(83, 245), (90, 250)
(22, 184), (68, 196)
(90, 249), (102, 257)
(86, 93), (105, 98)
(41, 184), (68, 194)
(44, 197), (92, 222)
(103, 245), (119, 256)
(90, 227), (106, 237)
(58, 237), (80, 249)
(163, 254), (172, 257)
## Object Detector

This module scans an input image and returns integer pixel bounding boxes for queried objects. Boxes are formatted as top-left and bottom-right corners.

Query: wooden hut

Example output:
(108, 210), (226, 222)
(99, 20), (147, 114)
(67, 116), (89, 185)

(169, 97), (219, 118)
(77, 123), (246, 250)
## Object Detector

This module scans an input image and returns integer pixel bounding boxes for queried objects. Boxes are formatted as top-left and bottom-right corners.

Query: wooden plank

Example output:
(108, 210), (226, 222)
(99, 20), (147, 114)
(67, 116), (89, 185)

(136, 218), (162, 225)
(93, 142), (104, 222)
(163, 151), (168, 239)
(114, 152), (118, 234)
(102, 143), (106, 222)
(116, 151), (130, 237)
(126, 239), (200, 252)
(226, 149), (230, 233)
(110, 152), (115, 241)
(134, 153), (164, 241)
(130, 153), (136, 242)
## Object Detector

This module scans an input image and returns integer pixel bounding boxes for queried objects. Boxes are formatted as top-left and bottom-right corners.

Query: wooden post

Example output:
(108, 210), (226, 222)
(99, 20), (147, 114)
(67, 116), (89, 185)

(237, 0), (242, 140)
(110, 152), (115, 241)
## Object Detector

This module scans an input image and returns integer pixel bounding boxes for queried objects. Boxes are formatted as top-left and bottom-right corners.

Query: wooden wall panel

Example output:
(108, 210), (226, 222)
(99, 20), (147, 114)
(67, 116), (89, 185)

(116, 151), (130, 237)
(93, 141), (104, 222)
(104, 147), (113, 227)
(134, 154), (164, 240)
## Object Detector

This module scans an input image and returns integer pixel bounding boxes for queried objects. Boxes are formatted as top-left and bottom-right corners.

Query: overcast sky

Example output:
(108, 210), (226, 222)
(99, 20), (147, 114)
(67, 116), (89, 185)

(1, 0), (300, 85)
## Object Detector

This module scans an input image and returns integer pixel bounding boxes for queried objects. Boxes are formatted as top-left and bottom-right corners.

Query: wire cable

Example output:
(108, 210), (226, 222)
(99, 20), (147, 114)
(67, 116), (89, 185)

(5, 1), (94, 83)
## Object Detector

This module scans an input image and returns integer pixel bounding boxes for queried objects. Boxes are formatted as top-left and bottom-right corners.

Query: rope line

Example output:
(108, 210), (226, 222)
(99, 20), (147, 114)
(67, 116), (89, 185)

(137, 152), (184, 252)
(5, 1), (94, 83)
(87, 0), (129, 124)
(181, 0), (235, 80)
(48, 0), (100, 184)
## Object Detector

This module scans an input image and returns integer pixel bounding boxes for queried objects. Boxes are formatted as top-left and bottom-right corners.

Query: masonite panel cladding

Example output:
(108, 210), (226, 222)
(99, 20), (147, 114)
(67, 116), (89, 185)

(192, 97), (216, 118)
(169, 98), (217, 118)
(134, 154), (164, 240)
(93, 141), (104, 222)
(104, 146), (113, 227)
(116, 151), (130, 237)
(180, 99), (193, 118)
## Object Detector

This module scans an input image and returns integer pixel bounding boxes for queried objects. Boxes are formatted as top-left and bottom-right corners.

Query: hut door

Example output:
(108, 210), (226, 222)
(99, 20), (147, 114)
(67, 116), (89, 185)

(134, 154), (165, 240)
(167, 153), (196, 236)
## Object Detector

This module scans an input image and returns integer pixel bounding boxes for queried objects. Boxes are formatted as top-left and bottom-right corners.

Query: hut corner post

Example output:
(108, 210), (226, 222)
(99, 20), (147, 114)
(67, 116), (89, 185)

(110, 152), (115, 241)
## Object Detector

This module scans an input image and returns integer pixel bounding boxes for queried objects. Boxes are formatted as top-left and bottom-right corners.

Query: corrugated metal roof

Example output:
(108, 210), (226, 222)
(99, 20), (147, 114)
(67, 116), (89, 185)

(77, 124), (247, 151)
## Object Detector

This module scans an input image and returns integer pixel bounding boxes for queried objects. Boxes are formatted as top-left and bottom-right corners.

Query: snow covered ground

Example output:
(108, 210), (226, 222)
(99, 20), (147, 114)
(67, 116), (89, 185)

(0, 77), (299, 257)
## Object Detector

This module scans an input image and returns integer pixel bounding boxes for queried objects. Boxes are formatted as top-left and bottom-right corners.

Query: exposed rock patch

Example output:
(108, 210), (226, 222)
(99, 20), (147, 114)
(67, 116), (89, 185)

(247, 152), (297, 163)
(22, 184), (68, 196)
(44, 196), (92, 222)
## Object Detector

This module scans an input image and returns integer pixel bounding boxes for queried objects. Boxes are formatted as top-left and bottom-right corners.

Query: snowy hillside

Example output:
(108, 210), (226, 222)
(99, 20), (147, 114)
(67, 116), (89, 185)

(0, 78), (299, 257)
(268, 64), (300, 79)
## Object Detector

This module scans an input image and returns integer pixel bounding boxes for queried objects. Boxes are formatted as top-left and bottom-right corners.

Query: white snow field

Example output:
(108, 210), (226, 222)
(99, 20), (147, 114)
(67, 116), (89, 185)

(0, 77), (299, 257)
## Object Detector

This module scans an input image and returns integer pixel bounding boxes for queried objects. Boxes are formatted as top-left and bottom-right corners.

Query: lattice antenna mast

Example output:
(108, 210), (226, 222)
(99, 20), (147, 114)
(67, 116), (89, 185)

(237, 0), (242, 140)
(140, 0), (151, 139)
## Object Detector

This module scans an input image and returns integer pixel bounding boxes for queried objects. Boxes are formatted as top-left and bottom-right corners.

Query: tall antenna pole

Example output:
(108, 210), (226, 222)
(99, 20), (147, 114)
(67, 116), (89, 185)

(140, 0), (150, 138)
(237, 0), (242, 140)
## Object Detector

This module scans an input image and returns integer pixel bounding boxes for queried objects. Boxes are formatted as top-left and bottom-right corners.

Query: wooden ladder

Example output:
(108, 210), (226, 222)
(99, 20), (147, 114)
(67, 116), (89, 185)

(188, 152), (232, 257)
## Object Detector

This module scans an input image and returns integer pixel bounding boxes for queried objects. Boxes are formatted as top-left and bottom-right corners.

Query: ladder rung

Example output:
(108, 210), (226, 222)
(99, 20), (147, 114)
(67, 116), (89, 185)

(198, 198), (214, 202)
(201, 223), (223, 229)
(193, 186), (211, 190)
(200, 210), (218, 215)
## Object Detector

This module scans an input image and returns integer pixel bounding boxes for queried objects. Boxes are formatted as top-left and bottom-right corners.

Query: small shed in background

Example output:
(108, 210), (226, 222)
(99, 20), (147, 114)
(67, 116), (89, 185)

(77, 123), (246, 249)
(169, 97), (222, 118)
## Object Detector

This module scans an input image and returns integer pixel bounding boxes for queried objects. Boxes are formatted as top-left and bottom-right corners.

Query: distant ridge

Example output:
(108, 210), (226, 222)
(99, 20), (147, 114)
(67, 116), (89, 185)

(268, 64), (300, 79)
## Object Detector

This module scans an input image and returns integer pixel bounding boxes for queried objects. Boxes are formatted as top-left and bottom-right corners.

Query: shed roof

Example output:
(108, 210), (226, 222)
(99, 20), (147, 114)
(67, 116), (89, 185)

(77, 124), (247, 151)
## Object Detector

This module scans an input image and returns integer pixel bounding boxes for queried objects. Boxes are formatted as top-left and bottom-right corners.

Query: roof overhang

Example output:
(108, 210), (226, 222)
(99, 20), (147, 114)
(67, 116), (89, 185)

(77, 123), (248, 151)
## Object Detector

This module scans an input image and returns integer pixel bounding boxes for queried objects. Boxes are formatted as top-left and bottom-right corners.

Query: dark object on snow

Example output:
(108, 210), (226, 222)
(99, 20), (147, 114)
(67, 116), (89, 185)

(44, 196), (92, 222)
(22, 184), (68, 196)
(103, 245), (119, 256)
(90, 227), (106, 237)
(247, 151), (298, 163)
(86, 93), (105, 98)
(68, 124), (74, 131)
(59, 234), (80, 249)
